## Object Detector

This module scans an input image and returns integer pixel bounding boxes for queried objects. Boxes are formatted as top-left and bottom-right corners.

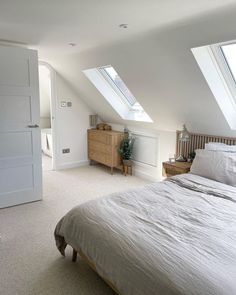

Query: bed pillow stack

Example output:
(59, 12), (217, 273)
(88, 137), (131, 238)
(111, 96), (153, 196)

(205, 142), (236, 152)
(190, 143), (236, 187)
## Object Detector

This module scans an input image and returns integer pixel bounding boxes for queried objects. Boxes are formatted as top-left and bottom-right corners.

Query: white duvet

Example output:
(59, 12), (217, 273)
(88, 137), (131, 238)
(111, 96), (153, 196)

(55, 174), (236, 295)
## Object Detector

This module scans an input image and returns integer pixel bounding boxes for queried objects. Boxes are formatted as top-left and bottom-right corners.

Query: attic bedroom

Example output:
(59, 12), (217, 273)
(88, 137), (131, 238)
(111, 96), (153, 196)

(0, 1), (236, 295)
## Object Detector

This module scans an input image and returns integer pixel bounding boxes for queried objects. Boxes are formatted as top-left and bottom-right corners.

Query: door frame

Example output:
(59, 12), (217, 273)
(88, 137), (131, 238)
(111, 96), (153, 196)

(39, 61), (58, 170)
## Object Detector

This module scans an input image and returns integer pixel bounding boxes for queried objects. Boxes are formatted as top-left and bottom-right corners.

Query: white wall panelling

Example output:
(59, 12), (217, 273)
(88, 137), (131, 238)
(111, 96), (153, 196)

(131, 133), (158, 167)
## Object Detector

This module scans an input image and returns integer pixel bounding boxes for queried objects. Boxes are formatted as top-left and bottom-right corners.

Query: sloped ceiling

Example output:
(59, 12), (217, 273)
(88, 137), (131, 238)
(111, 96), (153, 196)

(1, 1), (236, 136)
(45, 3), (236, 137)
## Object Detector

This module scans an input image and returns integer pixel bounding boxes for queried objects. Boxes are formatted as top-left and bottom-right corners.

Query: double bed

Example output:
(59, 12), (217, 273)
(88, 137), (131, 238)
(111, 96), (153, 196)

(54, 136), (236, 295)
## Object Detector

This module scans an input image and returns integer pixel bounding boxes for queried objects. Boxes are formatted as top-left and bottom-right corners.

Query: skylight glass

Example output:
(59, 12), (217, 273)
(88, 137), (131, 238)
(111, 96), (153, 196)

(221, 43), (236, 83)
(99, 66), (137, 106)
(83, 66), (153, 123)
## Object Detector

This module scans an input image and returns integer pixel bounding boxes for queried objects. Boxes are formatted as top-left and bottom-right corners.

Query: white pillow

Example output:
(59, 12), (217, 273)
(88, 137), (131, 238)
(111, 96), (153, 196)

(205, 142), (236, 152)
(190, 149), (236, 186)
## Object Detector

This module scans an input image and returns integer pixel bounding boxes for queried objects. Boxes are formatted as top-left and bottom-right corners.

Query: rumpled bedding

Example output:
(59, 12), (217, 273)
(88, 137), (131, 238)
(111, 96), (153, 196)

(54, 174), (236, 295)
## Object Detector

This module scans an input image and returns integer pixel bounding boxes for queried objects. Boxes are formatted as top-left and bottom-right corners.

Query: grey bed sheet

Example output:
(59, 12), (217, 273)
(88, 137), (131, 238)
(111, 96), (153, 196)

(54, 174), (236, 295)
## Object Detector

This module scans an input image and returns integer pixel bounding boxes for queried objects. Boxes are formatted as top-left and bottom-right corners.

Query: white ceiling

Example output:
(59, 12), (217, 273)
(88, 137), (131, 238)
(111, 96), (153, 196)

(0, 0), (236, 56)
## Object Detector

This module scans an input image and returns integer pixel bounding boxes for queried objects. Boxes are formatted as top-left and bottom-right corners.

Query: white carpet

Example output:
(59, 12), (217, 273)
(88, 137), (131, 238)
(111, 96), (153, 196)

(0, 164), (150, 295)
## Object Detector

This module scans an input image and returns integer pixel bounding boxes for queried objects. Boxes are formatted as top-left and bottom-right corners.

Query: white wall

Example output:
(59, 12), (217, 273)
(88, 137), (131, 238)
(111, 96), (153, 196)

(39, 65), (51, 128)
(40, 117), (51, 129)
(55, 73), (93, 169)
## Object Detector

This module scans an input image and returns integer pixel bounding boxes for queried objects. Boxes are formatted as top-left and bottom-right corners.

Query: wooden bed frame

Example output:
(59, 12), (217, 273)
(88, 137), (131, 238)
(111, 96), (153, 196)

(72, 248), (121, 295)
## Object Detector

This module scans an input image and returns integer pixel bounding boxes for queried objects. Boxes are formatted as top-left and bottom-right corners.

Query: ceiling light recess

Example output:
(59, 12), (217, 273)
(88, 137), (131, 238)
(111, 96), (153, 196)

(119, 24), (128, 29)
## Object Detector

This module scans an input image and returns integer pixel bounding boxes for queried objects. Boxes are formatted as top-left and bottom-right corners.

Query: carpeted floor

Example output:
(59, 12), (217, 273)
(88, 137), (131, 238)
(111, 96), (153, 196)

(0, 164), (150, 295)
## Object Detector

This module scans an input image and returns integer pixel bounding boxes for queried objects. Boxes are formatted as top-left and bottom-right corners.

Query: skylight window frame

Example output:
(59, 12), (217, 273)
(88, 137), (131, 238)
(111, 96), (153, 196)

(98, 66), (138, 111)
(83, 66), (153, 123)
(220, 42), (236, 85)
(210, 41), (236, 110)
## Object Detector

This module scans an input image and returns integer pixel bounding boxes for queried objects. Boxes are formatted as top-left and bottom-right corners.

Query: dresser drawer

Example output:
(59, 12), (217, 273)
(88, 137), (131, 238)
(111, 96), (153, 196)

(165, 167), (184, 176)
(88, 150), (112, 166)
(88, 140), (112, 154)
(162, 162), (191, 177)
(88, 131), (112, 145)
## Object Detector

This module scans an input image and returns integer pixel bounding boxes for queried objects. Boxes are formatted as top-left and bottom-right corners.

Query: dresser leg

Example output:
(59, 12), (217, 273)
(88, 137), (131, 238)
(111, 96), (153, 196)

(111, 167), (113, 175)
(124, 165), (127, 176)
(72, 249), (77, 262)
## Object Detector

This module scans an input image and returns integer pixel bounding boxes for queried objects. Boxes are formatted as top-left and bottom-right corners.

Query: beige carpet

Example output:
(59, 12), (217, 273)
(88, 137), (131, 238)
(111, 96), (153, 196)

(0, 164), (150, 295)
(42, 153), (52, 171)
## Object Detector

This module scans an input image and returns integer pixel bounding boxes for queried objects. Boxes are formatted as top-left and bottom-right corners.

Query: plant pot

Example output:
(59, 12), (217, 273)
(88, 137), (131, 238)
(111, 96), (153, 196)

(123, 159), (132, 166)
(122, 159), (133, 176)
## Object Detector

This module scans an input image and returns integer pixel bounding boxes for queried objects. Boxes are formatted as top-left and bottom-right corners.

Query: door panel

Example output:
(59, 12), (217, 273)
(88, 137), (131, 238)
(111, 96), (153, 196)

(0, 46), (42, 208)
(0, 132), (32, 158)
(0, 165), (33, 194)
(0, 57), (30, 87)
(0, 95), (32, 128)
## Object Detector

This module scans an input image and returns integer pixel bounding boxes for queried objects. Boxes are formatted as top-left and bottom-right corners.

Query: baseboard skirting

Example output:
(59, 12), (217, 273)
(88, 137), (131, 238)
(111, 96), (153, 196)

(57, 160), (89, 170)
(56, 159), (160, 181)
(132, 168), (160, 182)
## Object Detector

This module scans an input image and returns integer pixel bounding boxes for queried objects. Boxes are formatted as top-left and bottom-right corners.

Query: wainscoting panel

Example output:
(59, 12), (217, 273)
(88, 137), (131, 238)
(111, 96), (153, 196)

(131, 133), (158, 167)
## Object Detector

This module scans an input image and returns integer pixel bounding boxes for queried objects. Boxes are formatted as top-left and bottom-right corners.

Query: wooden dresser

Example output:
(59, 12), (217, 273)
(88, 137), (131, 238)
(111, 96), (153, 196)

(87, 129), (124, 174)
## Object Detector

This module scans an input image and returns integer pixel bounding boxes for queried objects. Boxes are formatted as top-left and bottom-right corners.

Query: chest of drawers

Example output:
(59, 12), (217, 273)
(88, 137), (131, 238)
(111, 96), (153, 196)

(87, 129), (124, 174)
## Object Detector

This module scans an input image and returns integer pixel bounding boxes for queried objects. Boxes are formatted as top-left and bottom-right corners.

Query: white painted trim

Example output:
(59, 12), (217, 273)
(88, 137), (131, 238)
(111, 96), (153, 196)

(131, 132), (158, 167)
(210, 45), (236, 109)
(39, 61), (59, 170)
(57, 160), (89, 170)
(132, 167), (160, 182)
(191, 46), (236, 130)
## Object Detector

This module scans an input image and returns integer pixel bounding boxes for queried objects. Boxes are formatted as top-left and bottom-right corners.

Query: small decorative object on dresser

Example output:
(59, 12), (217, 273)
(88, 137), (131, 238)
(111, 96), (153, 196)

(162, 161), (191, 177)
(87, 129), (124, 174)
(96, 123), (112, 131)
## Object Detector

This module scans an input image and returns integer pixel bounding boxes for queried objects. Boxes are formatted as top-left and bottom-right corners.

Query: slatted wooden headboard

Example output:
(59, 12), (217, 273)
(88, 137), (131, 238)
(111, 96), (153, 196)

(176, 131), (236, 158)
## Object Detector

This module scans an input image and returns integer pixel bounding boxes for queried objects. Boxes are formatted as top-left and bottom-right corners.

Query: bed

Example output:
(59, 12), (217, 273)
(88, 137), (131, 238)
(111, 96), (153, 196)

(54, 136), (236, 295)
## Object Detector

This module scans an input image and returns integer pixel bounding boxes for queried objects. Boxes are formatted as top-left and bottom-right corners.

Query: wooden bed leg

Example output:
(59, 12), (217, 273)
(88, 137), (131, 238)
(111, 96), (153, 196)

(72, 249), (77, 262)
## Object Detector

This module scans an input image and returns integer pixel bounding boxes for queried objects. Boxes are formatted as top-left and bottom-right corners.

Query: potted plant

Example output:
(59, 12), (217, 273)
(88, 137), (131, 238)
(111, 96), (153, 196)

(119, 136), (135, 167)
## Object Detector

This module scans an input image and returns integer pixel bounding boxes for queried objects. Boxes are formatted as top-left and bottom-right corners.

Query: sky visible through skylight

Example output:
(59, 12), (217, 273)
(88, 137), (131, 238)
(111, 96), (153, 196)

(221, 43), (236, 83)
(103, 66), (137, 106)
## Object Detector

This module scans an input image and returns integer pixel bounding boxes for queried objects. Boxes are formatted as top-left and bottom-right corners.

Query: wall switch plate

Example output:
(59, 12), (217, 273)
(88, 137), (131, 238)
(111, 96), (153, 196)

(61, 101), (67, 107)
(62, 148), (70, 154)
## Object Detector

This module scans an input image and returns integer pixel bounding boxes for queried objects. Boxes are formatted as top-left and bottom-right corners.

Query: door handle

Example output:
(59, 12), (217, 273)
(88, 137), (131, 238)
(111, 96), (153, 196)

(28, 124), (39, 128)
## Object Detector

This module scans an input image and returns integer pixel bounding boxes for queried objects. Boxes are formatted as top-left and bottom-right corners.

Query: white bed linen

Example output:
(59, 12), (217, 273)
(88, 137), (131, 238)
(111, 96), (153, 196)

(190, 149), (236, 186)
(55, 174), (236, 295)
(205, 142), (236, 152)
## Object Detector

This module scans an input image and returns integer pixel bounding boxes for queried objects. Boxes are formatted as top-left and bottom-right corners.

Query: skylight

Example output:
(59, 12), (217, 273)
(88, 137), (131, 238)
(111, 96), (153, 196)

(99, 66), (137, 106)
(192, 41), (236, 130)
(221, 43), (236, 85)
(83, 65), (152, 123)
